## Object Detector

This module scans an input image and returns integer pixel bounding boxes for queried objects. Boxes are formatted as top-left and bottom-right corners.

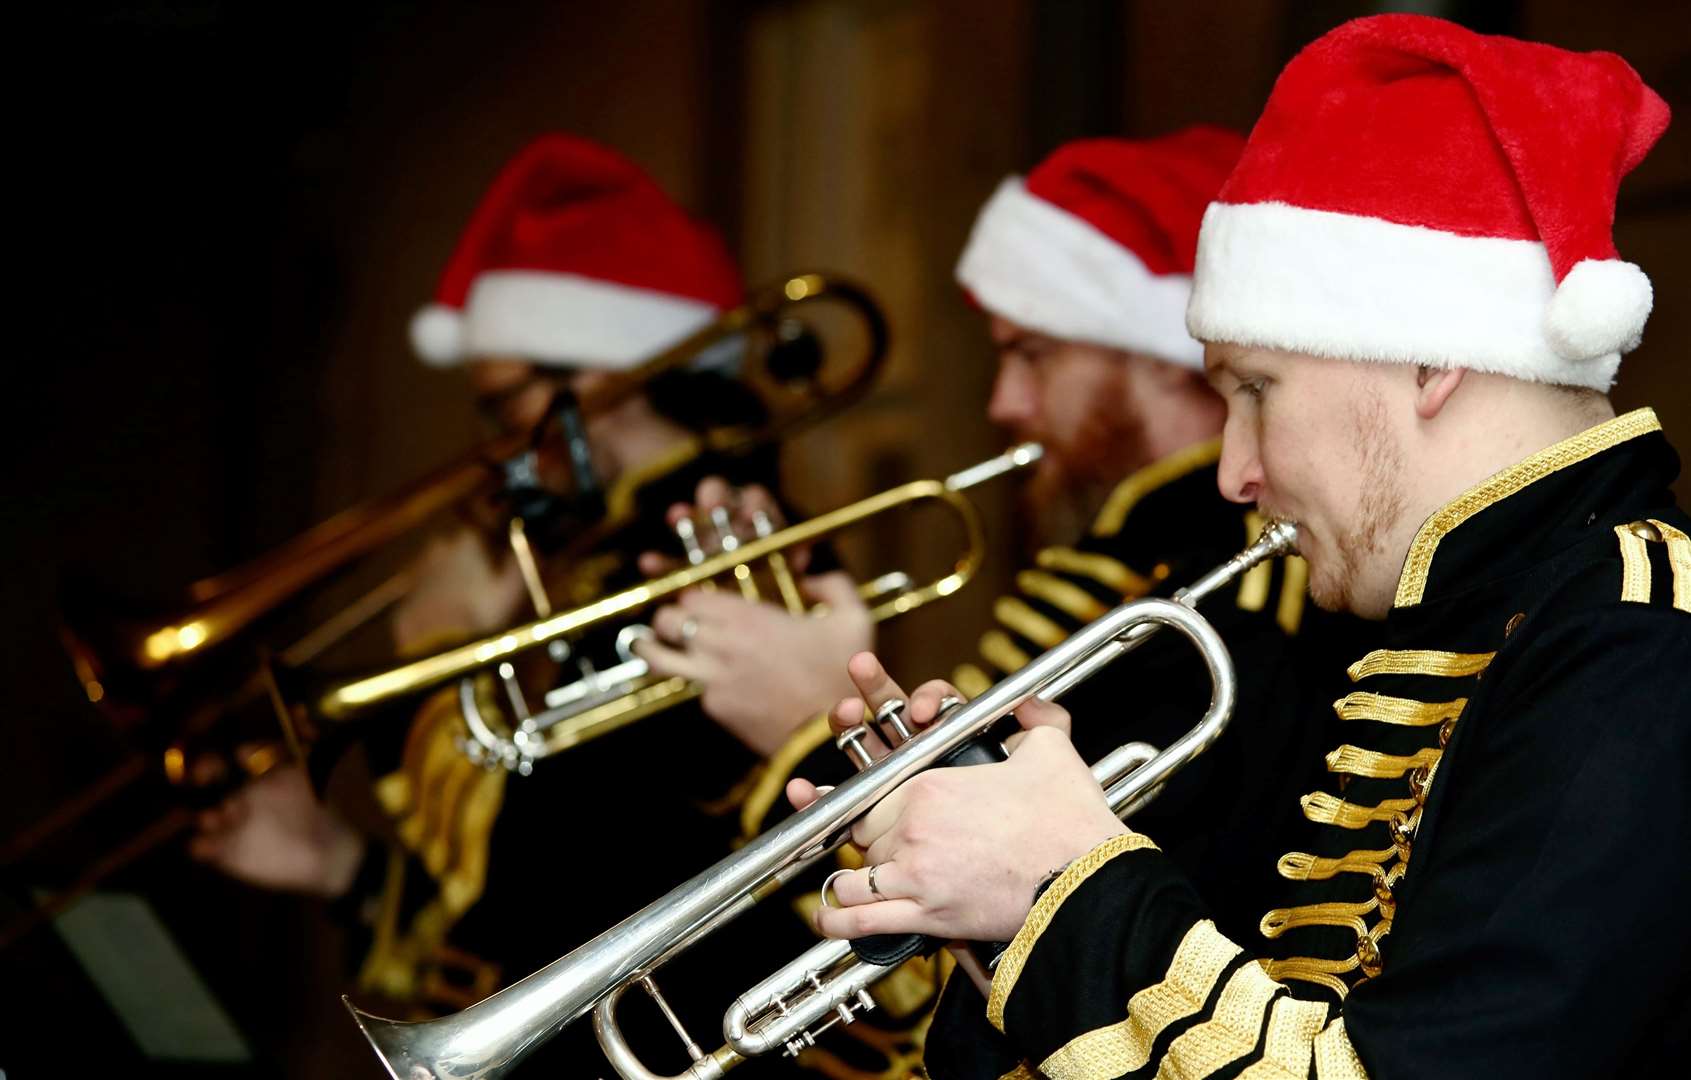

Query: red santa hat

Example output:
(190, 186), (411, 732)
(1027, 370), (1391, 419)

(955, 127), (1245, 369)
(410, 134), (743, 369)
(1187, 15), (1670, 390)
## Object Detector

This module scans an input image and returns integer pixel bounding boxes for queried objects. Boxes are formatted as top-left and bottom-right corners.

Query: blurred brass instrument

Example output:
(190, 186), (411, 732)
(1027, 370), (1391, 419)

(283, 444), (1045, 773)
(4, 272), (886, 947)
(346, 523), (1300, 1079)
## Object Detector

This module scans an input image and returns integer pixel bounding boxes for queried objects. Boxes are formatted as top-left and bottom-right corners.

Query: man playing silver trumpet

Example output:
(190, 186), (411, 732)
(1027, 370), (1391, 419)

(798, 16), (1690, 1079)
(631, 128), (1368, 1078)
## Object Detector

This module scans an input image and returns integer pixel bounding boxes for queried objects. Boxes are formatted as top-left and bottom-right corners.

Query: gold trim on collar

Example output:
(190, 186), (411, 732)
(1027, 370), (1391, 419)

(1393, 408), (1661, 608)
(1090, 438), (1222, 538)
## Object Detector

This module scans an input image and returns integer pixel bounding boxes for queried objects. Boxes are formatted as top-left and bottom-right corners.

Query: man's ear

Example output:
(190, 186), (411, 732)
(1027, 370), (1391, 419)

(1414, 366), (1465, 421)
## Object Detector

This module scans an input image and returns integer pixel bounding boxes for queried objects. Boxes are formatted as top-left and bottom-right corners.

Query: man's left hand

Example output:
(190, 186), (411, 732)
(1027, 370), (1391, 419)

(791, 653), (1129, 945)
(635, 572), (873, 756)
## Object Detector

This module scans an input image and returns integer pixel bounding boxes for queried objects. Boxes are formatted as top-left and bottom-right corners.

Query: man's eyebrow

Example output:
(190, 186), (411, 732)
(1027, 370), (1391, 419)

(1204, 356), (1235, 384)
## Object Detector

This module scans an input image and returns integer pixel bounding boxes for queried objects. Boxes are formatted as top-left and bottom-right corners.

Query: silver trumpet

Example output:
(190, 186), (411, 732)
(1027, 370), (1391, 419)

(347, 521), (1300, 1079)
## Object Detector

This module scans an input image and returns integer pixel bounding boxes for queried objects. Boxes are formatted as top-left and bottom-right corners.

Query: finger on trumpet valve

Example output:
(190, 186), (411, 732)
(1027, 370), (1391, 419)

(873, 699), (914, 745)
(834, 724), (875, 770)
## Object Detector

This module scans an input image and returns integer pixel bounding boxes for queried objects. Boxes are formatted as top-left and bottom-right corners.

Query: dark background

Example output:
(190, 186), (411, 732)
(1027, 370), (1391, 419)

(5, 2), (1688, 1076)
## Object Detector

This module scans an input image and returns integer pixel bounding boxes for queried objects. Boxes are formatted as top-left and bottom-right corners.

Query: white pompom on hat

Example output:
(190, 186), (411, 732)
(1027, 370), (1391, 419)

(956, 127), (1245, 370)
(411, 134), (743, 370)
(1187, 14), (1671, 390)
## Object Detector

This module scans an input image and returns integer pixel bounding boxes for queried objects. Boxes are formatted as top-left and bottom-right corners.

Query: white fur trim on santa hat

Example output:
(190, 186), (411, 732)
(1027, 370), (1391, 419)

(956, 177), (1202, 368)
(1186, 201), (1647, 390)
(410, 271), (720, 369)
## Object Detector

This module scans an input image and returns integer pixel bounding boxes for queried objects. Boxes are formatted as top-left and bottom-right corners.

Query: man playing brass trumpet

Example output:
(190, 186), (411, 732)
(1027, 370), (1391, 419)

(803, 16), (1690, 1078)
(635, 129), (1365, 1075)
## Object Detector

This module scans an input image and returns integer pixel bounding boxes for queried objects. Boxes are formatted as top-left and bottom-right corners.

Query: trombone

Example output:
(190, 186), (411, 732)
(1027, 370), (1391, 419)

(6, 272), (886, 946)
(344, 522), (1299, 1080)
(60, 272), (886, 729)
(283, 444), (1045, 772)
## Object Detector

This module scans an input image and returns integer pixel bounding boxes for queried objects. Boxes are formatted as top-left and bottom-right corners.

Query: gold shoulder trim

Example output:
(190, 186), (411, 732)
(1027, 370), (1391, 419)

(988, 832), (1161, 1031)
(1394, 408), (1661, 608)
(997, 1065), (1041, 1080)
(1654, 519), (1691, 612)
(1159, 958), (1282, 1077)
(1238, 993), (1330, 1080)
(740, 712), (835, 840)
(1090, 438), (1222, 538)
(1615, 524), (1653, 603)
(1037, 546), (1156, 597)
(1616, 519), (1691, 612)
(1313, 1017), (1370, 1079)
(1347, 649), (1493, 681)
(1033, 919), (1238, 1079)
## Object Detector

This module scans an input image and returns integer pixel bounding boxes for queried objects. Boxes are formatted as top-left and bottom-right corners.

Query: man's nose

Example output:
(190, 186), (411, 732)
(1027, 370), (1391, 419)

(987, 360), (1036, 427)
(1217, 429), (1263, 505)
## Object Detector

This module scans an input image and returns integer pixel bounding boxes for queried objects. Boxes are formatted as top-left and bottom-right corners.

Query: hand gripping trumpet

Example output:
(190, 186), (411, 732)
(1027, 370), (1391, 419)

(346, 522), (1299, 1079)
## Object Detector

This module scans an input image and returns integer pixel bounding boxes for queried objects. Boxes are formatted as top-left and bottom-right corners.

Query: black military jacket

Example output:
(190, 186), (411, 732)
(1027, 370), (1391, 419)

(928, 410), (1691, 1079)
(751, 440), (1364, 1080)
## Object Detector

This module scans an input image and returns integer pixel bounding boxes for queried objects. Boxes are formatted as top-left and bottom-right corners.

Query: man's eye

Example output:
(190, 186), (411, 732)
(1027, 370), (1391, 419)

(1235, 379), (1266, 400)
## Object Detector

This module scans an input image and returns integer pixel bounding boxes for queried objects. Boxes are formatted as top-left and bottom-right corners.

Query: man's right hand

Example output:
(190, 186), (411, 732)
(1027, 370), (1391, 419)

(189, 764), (366, 898)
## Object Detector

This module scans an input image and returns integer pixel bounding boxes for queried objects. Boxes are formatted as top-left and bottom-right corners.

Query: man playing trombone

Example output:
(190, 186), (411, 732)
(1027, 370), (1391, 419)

(191, 134), (819, 1071)
(803, 16), (1690, 1078)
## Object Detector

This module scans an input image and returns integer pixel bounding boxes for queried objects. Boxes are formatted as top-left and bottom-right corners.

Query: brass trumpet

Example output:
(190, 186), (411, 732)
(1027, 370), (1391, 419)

(284, 444), (1045, 772)
(6, 272), (886, 946)
(345, 522), (1299, 1080)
